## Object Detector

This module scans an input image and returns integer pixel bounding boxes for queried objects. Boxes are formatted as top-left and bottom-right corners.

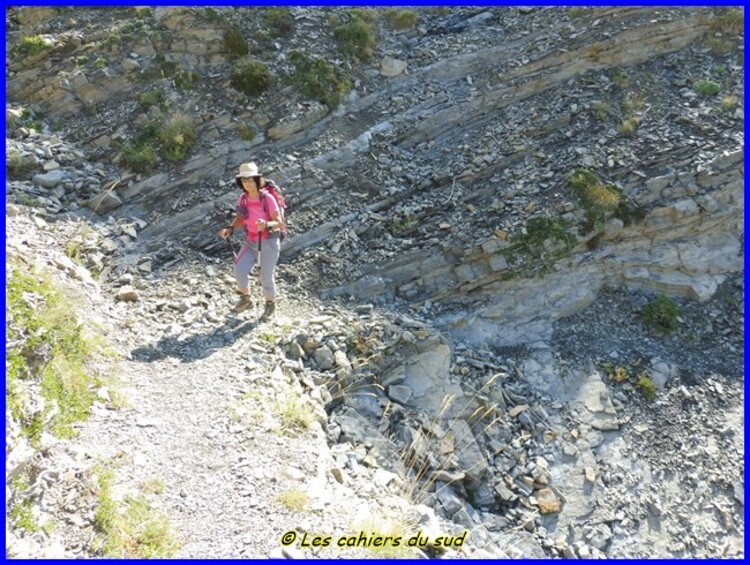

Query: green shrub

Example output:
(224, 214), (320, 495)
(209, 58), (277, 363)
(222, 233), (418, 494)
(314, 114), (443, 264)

(611, 68), (629, 88)
(137, 89), (164, 109)
(94, 468), (178, 559)
(122, 143), (157, 173)
(173, 68), (200, 90)
(618, 116), (641, 136)
(289, 51), (351, 109)
(347, 8), (379, 24)
(7, 266), (97, 443)
(636, 374), (656, 400)
(11, 35), (52, 58)
(569, 168), (623, 229)
(230, 59), (273, 97)
(694, 79), (721, 97)
(158, 113), (196, 162)
(712, 7), (743, 36)
(222, 26), (248, 57)
(642, 295), (680, 333)
(7, 150), (27, 177)
(499, 216), (576, 277)
(274, 393), (313, 433)
(264, 8), (295, 37)
(237, 122), (256, 141)
(568, 7), (586, 18)
(385, 9), (419, 30)
(334, 16), (376, 62)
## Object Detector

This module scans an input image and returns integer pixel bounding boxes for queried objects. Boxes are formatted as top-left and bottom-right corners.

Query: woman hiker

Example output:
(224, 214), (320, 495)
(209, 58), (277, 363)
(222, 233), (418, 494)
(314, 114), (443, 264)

(219, 162), (282, 320)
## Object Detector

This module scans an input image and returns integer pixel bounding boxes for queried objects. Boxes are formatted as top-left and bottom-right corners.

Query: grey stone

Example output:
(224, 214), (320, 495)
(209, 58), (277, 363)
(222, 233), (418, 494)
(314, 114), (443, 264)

(33, 170), (65, 188)
(87, 190), (123, 214)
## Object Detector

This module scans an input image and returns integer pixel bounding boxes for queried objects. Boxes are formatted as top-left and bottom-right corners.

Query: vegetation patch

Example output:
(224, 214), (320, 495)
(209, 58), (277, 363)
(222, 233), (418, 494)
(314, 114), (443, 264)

(719, 95), (739, 113)
(122, 142), (157, 173)
(8, 476), (41, 533)
(7, 265), (99, 445)
(94, 468), (179, 558)
(222, 25), (248, 57)
(568, 168), (623, 232)
(694, 79), (721, 97)
(275, 488), (310, 513)
(289, 51), (351, 110)
(237, 122), (256, 141)
(230, 59), (274, 97)
(611, 68), (629, 88)
(137, 88), (165, 109)
(641, 295), (680, 334)
(264, 7), (295, 37)
(635, 374), (656, 401)
(333, 12), (376, 62)
(274, 393), (313, 433)
(600, 359), (656, 401)
(352, 514), (415, 558)
(10, 35), (52, 58)
(173, 68), (200, 90)
(711, 7), (743, 36)
(7, 150), (28, 178)
(499, 216), (576, 277)
(385, 9), (419, 30)
(158, 113), (197, 162)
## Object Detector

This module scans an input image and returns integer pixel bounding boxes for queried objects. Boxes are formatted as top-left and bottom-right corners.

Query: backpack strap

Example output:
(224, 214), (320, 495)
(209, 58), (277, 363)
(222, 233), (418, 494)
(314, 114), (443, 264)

(260, 187), (286, 240)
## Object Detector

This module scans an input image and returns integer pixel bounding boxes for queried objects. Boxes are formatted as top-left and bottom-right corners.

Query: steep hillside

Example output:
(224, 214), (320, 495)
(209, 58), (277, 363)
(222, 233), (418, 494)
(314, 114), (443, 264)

(6, 6), (744, 559)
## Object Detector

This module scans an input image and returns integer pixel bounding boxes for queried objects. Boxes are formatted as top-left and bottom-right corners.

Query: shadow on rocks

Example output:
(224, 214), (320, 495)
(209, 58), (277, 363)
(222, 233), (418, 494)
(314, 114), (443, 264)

(130, 315), (258, 363)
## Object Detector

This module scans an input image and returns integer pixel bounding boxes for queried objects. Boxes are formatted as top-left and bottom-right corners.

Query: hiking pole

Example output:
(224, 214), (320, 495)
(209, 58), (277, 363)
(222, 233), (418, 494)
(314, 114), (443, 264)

(256, 229), (263, 317)
(226, 234), (238, 260)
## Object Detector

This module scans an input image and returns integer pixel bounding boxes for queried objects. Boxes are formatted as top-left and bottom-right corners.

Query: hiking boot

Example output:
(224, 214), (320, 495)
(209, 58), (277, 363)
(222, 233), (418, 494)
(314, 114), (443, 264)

(259, 300), (276, 321)
(233, 294), (253, 312)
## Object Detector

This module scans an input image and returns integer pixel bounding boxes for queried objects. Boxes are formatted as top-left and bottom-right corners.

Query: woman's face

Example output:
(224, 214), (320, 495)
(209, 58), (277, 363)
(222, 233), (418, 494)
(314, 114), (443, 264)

(241, 176), (259, 192)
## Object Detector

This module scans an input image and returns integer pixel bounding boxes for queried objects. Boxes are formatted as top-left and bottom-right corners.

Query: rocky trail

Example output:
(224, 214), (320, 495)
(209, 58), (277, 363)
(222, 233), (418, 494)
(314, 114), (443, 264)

(6, 6), (744, 559)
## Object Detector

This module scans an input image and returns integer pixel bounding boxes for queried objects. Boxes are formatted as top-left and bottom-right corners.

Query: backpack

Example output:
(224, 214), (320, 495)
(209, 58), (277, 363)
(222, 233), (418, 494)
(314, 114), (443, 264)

(237, 180), (289, 240)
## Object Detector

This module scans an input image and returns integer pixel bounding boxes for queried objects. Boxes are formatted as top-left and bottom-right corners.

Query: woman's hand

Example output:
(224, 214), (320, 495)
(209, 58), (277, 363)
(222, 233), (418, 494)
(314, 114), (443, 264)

(219, 226), (234, 239)
(255, 219), (269, 231)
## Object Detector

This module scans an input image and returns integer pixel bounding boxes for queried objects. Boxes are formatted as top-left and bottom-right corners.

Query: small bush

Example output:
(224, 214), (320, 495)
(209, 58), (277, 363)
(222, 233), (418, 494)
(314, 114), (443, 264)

(569, 169), (622, 213)
(719, 95), (739, 113)
(237, 122), (256, 141)
(636, 374), (656, 401)
(95, 469), (178, 559)
(385, 9), (419, 30)
(122, 143), (157, 173)
(137, 89), (165, 109)
(230, 59), (273, 97)
(611, 68), (629, 88)
(11, 35), (52, 58)
(712, 7), (743, 36)
(694, 79), (721, 97)
(158, 113), (196, 162)
(264, 8), (295, 37)
(275, 488), (310, 513)
(618, 116), (641, 136)
(568, 7), (586, 18)
(591, 101), (611, 121)
(7, 150), (27, 177)
(642, 295), (680, 333)
(222, 26), (248, 57)
(289, 51), (351, 109)
(173, 68), (200, 90)
(274, 393), (313, 433)
(334, 16), (376, 62)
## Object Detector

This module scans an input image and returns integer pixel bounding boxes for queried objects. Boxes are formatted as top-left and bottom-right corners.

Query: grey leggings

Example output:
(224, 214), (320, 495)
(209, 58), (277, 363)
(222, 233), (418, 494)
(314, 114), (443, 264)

(233, 235), (280, 301)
